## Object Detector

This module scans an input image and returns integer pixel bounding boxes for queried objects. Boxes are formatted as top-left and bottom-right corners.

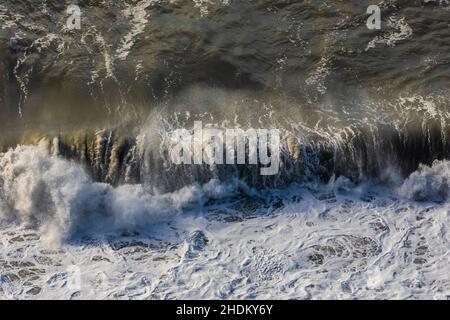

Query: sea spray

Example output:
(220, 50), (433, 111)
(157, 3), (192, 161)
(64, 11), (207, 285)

(0, 142), (241, 242)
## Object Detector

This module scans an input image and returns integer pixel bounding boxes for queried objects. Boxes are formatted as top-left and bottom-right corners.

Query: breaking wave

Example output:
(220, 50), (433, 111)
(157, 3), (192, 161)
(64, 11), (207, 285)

(0, 142), (242, 242)
(1, 141), (449, 241)
(1, 142), (449, 299)
(397, 160), (450, 203)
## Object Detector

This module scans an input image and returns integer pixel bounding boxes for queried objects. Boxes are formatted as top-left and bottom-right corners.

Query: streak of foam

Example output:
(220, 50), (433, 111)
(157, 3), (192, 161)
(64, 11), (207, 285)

(305, 32), (337, 95)
(95, 33), (115, 80)
(192, 0), (231, 17)
(116, 0), (155, 61)
(305, 55), (331, 95)
(365, 16), (413, 51)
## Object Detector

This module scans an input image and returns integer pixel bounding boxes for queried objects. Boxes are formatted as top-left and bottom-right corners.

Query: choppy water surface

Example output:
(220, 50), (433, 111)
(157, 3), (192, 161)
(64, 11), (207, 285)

(0, 1), (449, 299)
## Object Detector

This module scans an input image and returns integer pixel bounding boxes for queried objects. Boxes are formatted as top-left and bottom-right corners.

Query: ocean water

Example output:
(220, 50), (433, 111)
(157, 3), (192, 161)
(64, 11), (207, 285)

(1, 0), (450, 300)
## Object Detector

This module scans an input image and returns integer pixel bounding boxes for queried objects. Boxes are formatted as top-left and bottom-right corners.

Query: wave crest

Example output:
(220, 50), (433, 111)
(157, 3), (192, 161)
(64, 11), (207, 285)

(397, 160), (450, 203)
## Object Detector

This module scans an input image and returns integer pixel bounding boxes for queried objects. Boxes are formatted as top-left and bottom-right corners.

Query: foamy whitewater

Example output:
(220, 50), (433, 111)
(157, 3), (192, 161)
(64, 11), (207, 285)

(0, 143), (448, 299)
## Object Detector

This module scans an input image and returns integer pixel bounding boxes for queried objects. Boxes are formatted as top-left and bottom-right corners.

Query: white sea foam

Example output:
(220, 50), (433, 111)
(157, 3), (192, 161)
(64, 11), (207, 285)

(366, 16), (413, 51)
(397, 160), (450, 202)
(0, 143), (239, 243)
(116, 0), (155, 60)
(0, 145), (449, 299)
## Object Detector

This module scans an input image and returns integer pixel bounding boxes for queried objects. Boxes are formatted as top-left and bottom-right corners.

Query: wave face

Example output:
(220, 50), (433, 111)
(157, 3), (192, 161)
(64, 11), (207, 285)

(1, 1), (450, 299)
(1, 0), (450, 187)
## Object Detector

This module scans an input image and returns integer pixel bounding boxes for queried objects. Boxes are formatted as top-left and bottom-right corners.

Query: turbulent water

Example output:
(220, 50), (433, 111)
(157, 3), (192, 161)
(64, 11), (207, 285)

(1, 0), (450, 299)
